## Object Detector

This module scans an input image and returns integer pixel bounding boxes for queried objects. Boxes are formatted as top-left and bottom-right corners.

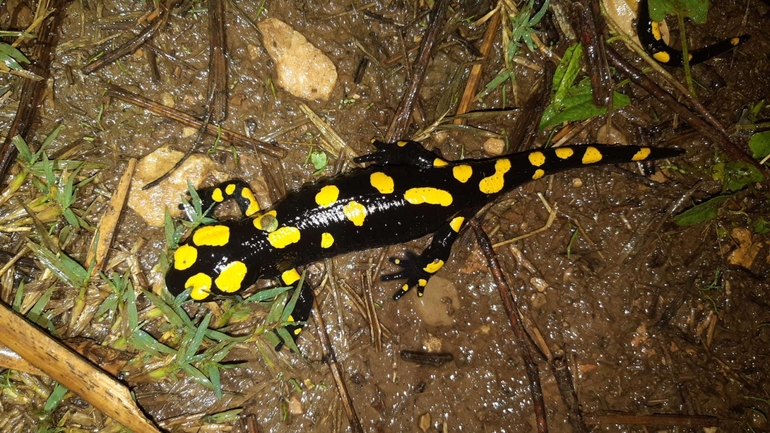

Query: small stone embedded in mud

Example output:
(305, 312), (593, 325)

(483, 137), (506, 156)
(418, 412), (431, 432)
(727, 227), (762, 269)
(257, 18), (338, 101)
(530, 276), (549, 292)
(288, 395), (303, 414)
(596, 123), (629, 145)
(412, 276), (460, 327)
(127, 145), (216, 227)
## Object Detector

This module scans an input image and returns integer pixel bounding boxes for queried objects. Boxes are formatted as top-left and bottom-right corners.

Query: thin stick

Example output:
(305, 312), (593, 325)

(453, 10), (501, 125)
(106, 86), (285, 159)
(86, 158), (136, 276)
(310, 303), (363, 433)
(207, 0), (228, 122)
(470, 219), (548, 433)
(81, 1), (173, 75)
(385, 0), (450, 141)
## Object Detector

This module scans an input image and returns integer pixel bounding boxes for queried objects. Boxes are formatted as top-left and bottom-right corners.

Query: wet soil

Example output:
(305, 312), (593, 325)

(0, 0), (768, 432)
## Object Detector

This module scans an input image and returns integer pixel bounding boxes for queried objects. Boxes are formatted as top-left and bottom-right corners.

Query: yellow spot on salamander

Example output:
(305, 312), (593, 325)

(267, 226), (301, 248)
(532, 169), (545, 180)
(281, 268), (301, 285)
(193, 225), (230, 247)
(215, 261), (248, 293)
(555, 147), (574, 159)
(253, 210), (278, 231)
(315, 185), (340, 207)
(653, 51), (671, 63)
(401, 283), (410, 292)
(397, 141), (408, 147)
(582, 147), (603, 164)
(186, 273), (212, 301)
(418, 279), (427, 287)
(370, 172), (394, 194)
(452, 165), (472, 183)
(651, 21), (663, 41)
(528, 151), (546, 167)
(294, 328), (302, 335)
(404, 187), (453, 206)
(241, 187), (260, 216)
(479, 158), (511, 194)
(225, 183), (236, 195)
(632, 148), (651, 161)
(433, 158), (448, 167)
(212, 188), (224, 202)
(449, 216), (464, 232)
(731, 37), (741, 46)
(321, 232), (334, 248)
(173, 245), (197, 271)
(423, 259), (444, 274)
(343, 201), (367, 226)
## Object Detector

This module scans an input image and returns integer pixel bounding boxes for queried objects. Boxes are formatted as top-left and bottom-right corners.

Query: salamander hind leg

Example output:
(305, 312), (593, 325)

(354, 139), (449, 169)
(193, 180), (261, 217)
(384, 214), (470, 300)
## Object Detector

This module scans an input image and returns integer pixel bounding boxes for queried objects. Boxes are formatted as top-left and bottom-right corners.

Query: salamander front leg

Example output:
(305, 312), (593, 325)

(383, 214), (469, 300)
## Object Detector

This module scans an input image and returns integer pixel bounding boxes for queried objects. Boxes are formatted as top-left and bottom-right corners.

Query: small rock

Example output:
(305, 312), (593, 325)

(418, 413), (431, 432)
(258, 18), (337, 101)
(127, 146), (216, 227)
(530, 276), (549, 292)
(288, 395), (304, 415)
(160, 92), (174, 108)
(727, 227), (761, 269)
(483, 137), (506, 156)
(412, 276), (460, 327)
(596, 123), (628, 145)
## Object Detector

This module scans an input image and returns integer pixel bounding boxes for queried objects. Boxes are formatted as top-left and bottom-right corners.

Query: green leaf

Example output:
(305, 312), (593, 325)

(749, 131), (770, 160)
(552, 44), (583, 108)
(674, 195), (730, 226)
(310, 150), (328, 174)
(712, 161), (766, 192)
(754, 217), (770, 234)
(131, 329), (176, 355)
(208, 364), (222, 399)
(539, 79), (631, 130)
(43, 383), (68, 413)
(649, 0), (709, 24)
(183, 314), (211, 363)
(244, 285), (293, 303)
(276, 327), (301, 353)
(27, 243), (89, 289)
(0, 42), (30, 71)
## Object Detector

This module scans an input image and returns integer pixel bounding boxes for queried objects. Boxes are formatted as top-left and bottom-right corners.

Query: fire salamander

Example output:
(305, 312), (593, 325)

(165, 140), (683, 341)
(637, 0), (749, 66)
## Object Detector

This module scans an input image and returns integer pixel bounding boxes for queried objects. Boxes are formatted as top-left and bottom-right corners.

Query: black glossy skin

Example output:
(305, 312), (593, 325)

(165, 141), (683, 343)
(637, 0), (749, 66)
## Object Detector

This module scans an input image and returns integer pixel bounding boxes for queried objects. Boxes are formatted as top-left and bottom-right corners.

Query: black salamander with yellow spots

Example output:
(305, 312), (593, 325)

(637, 0), (749, 66)
(165, 140), (683, 341)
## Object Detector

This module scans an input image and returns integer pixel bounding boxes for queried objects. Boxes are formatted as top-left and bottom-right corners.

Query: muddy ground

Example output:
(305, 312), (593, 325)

(0, 0), (768, 432)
